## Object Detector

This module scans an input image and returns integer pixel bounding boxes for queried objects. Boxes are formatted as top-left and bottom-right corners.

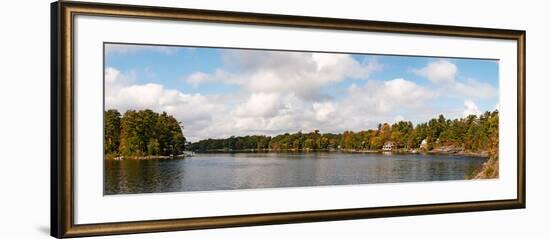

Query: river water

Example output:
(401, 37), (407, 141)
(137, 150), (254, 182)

(104, 152), (486, 195)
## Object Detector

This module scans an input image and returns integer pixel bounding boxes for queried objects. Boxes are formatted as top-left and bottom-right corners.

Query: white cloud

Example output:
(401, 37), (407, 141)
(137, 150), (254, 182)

(312, 101), (337, 122)
(107, 83), (222, 123)
(186, 72), (210, 87)
(233, 93), (283, 118)
(105, 67), (133, 85)
(277, 78), (438, 133)
(344, 78), (437, 114)
(413, 60), (498, 100)
(105, 67), (230, 141)
(454, 79), (498, 99)
(463, 100), (481, 117)
(185, 69), (232, 87)
(104, 67), (120, 84)
(104, 67), (136, 100)
(185, 50), (381, 100)
(413, 59), (457, 83)
(107, 64), (441, 141)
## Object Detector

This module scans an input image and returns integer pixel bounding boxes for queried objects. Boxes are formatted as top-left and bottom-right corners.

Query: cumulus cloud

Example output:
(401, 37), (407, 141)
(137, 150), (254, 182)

(185, 50), (381, 100)
(107, 64), (440, 141)
(275, 78), (438, 134)
(185, 70), (231, 87)
(344, 78), (437, 114)
(463, 100), (481, 117)
(233, 93), (283, 118)
(413, 59), (457, 83)
(104, 67), (135, 100)
(454, 79), (498, 99)
(105, 67), (231, 141)
(186, 72), (211, 87)
(413, 59), (498, 100)
(312, 101), (337, 122)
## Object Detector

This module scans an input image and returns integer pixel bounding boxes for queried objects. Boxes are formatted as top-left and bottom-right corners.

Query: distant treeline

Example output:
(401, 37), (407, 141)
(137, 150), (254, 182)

(104, 109), (186, 157)
(189, 111), (499, 153)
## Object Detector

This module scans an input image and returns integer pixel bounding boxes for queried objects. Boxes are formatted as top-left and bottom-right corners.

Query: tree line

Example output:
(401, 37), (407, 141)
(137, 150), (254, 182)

(104, 109), (186, 158)
(189, 110), (498, 153)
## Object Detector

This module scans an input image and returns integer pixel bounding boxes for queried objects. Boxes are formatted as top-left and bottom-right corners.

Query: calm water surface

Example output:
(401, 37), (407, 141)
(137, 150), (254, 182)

(104, 152), (486, 195)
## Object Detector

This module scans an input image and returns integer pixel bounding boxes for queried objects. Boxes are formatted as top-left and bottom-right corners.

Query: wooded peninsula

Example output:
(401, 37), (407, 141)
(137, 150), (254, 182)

(104, 109), (499, 178)
(104, 109), (186, 159)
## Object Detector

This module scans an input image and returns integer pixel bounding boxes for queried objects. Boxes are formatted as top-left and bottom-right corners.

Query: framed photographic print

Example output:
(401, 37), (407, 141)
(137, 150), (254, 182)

(51, 1), (526, 238)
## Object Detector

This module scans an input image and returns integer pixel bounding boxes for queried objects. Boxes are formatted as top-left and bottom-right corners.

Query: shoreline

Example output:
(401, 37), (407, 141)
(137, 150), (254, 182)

(128, 148), (488, 158)
(106, 147), (489, 160)
(106, 155), (186, 160)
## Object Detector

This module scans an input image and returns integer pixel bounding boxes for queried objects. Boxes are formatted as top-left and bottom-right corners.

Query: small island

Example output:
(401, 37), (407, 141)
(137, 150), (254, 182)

(104, 109), (187, 160)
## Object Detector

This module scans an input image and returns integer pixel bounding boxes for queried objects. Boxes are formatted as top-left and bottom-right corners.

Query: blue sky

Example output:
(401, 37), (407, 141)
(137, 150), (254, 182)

(105, 43), (499, 142)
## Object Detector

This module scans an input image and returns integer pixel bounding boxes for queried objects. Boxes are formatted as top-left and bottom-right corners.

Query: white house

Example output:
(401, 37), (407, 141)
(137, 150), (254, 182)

(382, 141), (396, 151)
(420, 139), (428, 149)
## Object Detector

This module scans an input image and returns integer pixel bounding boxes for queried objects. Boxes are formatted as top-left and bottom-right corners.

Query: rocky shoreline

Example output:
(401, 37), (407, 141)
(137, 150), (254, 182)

(424, 146), (489, 158)
(190, 146), (489, 158)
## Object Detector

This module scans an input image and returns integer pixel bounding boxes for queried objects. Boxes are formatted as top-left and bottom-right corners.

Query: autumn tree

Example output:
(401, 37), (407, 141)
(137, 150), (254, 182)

(188, 111), (498, 154)
(106, 109), (186, 157)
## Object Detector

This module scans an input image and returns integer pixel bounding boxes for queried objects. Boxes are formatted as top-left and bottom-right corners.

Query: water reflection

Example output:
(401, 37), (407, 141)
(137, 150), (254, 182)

(104, 152), (487, 195)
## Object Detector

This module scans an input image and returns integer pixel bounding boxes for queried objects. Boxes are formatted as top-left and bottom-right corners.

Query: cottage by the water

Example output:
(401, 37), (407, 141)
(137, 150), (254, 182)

(382, 141), (396, 151)
(420, 138), (429, 150)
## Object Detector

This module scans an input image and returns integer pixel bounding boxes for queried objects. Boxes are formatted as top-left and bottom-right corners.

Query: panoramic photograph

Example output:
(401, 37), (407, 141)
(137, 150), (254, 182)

(103, 43), (499, 195)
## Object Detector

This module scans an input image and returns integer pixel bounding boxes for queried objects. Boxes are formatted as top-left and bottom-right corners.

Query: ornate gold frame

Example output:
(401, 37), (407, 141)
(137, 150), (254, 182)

(51, 1), (526, 237)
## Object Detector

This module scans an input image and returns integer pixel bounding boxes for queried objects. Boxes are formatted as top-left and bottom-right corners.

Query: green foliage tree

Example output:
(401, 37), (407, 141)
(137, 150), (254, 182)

(104, 109), (121, 156)
(105, 109), (186, 157)
(187, 111), (498, 154)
